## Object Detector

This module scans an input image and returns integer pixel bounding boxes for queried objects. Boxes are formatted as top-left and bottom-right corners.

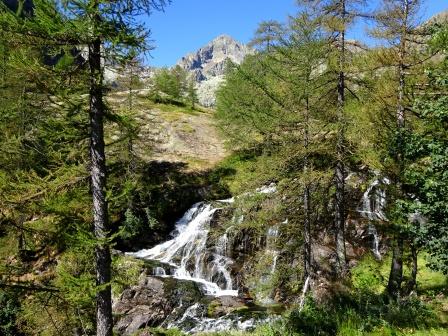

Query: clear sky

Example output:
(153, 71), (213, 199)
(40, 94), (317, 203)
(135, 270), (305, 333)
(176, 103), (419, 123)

(143, 0), (448, 67)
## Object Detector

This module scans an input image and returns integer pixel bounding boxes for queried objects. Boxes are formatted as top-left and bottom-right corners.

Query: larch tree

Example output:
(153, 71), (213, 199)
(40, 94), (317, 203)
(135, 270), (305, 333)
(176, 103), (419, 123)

(2, 0), (170, 334)
(372, 0), (428, 299)
(279, 10), (331, 296)
(217, 5), (332, 296)
(299, 0), (368, 276)
(249, 20), (284, 52)
(187, 76), (198, 109)
(62, 1), (170, 334)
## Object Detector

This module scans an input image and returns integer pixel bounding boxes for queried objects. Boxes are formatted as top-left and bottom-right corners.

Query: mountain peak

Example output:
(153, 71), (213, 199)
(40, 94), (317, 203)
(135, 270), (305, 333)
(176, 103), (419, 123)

(211, 34), (239, 43)
(176, 35), (253, 107)
(176, 35), (253, 81)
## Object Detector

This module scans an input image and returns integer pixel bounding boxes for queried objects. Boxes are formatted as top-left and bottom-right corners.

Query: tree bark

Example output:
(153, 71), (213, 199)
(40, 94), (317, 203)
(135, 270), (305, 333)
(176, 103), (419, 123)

(388, 0), (410, 300)
(403, 243), (418, 296)
(89, 35), (113, 336)
(335, 0), (347, 276)
(387, 236), (404, 299)
(304, 97), (312, 280)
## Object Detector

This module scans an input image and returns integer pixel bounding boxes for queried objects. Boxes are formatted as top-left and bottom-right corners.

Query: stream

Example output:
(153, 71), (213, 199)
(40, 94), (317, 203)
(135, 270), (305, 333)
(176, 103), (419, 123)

(125, 189), (279, 334)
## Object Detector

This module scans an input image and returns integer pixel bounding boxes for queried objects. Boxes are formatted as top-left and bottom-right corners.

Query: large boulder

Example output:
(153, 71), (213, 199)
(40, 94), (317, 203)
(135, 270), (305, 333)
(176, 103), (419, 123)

(113, 272), (203, 335)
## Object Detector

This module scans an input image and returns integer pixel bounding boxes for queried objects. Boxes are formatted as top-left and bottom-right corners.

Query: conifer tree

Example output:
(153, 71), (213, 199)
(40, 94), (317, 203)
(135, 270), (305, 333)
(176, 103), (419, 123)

(372, 0), (427, 299)
(217, 6), (331, 293)
(298, 0), (368, 276)
(1, 1), (170, 334)
(65, 2), (169, 334)
(187, 76), (198, 109)
(282, 9), (331, 293)
(249, 20), (284, 52)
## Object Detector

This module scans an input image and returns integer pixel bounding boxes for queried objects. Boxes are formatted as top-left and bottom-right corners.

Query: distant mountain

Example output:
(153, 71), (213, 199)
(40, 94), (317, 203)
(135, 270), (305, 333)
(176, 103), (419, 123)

(177, 34), (252, 81)
(176, 35), (254, 107)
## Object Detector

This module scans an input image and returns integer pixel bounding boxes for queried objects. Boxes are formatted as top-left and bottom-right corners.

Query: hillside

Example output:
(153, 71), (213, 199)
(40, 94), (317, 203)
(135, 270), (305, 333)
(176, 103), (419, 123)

(107, 91), (227, 170)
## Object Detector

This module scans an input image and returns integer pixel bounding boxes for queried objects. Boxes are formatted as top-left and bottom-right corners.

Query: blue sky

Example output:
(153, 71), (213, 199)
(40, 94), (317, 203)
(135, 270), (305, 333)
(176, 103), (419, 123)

(143, 0), (448, 67)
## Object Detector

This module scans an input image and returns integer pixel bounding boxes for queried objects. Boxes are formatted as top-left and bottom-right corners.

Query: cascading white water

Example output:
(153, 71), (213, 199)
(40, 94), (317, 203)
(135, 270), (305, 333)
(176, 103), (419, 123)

(153, 266), (167, 276)
(358, 177), (390, 260)
(168, 303), (262, 334)
(126, 184), (281, 334)
(129, 202), (238, 296)
(359, 178), (389, 221)
(258, 224), (280, 305)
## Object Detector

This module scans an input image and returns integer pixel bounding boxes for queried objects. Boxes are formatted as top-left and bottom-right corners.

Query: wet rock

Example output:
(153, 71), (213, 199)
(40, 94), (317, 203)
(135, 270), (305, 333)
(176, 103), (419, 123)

(208, 296), (247, 317)
(113, 274), (203, 336)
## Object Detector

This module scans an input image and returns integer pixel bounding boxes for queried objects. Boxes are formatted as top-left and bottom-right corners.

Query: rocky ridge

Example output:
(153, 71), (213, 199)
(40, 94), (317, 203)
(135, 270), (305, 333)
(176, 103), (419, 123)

(176, 35), (254, 107)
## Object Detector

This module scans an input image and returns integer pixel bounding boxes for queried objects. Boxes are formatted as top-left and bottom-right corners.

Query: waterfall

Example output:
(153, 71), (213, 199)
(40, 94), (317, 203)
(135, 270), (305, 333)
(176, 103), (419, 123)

(125, 184), (281, 334)
(358, 177), (390, 260)
(367, 224), (381, 260)
(299, 276), (311, 311)
(167, 303), (263, 334)
(359, 178), (389, 221)
(153, 266), (167, 276)
(266, 225), (280, 275)
(271, 253), (279, 275)
(129, 202), (238, 297)
(257, 224), (281, 305)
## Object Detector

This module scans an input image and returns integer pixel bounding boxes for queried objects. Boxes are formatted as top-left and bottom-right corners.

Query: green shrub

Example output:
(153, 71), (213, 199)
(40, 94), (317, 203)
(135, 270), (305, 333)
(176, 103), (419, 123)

(351, 256), (385, 294)
(0, 290), (20, 336)
(287, 299), (337, 335)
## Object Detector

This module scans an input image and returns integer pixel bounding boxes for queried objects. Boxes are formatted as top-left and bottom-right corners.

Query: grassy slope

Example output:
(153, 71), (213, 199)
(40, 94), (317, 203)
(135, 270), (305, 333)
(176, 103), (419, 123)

(107, 91), (227, 171)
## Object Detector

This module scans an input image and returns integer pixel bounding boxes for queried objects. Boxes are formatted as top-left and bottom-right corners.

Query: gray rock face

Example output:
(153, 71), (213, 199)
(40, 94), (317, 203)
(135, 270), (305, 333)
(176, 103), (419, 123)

(176, 35), (253, 107)
(113, 268), (249, 335)
(113, 272), (203, 335)
(177, 35), (252, 81)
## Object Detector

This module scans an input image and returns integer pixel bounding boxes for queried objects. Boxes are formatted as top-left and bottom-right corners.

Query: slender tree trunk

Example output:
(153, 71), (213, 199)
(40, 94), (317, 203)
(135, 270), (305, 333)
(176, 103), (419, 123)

(388, 0), (409, 299)
(89, 35), (113, 336)
(304, 97), (312, 280)
(403, 243), (418, 296)
(396, 62), (405, 129)
(335, 0), (347, 276)
(387, 237), (404, 299)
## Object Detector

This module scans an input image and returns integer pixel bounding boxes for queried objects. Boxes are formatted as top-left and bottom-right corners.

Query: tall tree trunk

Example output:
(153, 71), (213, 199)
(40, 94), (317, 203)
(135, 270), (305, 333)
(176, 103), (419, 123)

(387, 0), (409, 300)
(335, 0), (347, 276)
(89, 35), (113, 336)
(304, 97), (312, 280)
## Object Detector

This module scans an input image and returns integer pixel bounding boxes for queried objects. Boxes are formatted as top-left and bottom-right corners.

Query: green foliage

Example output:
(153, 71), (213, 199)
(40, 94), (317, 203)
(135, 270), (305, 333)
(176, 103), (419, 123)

(285, 294), (439, 335)
(388, 27), (448, 275)
(288, 299), (338, 335)
(150, 66), (189, 104)
(0, 290), (21, 336)
(120, 208), (144, 240)
(55, 247), (96, 310)
(351, 256), (386, 294)
(112, 256), (144, 297)
(186, 77), (198, 109)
